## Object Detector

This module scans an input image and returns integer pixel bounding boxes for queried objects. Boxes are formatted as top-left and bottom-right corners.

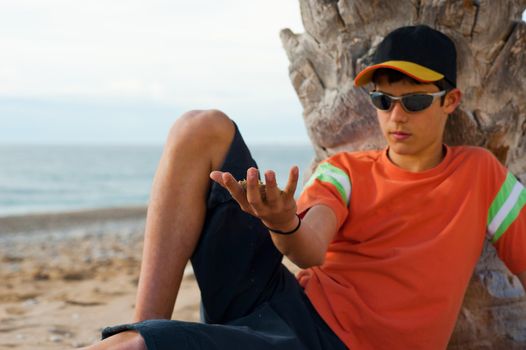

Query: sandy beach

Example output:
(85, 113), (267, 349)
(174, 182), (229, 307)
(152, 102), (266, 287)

(0, 207), (202, 349)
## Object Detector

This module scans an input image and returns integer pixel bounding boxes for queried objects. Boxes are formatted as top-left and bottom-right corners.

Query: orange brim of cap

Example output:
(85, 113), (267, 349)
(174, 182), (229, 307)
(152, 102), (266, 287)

(354, 60), (444, 87)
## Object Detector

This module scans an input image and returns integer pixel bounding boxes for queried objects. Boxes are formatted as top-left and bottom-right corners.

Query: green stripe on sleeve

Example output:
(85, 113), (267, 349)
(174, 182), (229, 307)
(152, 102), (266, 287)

(304, 162), (351, 205)
(487, 172), (517, 226)
(492, 186), (526, 243)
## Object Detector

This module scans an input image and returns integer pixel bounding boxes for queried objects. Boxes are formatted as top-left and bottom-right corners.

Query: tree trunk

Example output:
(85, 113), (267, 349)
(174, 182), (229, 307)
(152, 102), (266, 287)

(280, 0), (526, 348)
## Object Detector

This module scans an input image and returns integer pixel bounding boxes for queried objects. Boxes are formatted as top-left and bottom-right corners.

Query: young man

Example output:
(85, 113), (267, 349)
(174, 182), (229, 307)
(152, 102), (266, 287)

(82, 25), (526, 350)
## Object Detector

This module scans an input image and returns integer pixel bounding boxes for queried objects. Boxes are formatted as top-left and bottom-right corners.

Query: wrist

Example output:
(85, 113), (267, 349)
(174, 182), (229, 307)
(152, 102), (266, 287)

(263, 214), (301, 235)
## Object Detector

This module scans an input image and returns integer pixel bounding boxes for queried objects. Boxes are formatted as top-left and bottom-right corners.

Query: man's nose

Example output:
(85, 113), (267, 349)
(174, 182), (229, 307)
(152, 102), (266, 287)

(390, 101), (409, 123)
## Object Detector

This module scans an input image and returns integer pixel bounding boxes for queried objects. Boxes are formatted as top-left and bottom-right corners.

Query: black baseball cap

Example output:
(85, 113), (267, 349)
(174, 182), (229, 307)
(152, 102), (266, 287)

(354, 25), (457, 87)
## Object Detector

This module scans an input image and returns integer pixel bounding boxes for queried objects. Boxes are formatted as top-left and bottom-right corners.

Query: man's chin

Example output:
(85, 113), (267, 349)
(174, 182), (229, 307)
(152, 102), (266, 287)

(387, 143), (415, 156)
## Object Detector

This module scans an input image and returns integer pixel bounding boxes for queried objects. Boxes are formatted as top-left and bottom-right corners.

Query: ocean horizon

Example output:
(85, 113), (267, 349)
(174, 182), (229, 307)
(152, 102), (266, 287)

(0, 143), (315, 218)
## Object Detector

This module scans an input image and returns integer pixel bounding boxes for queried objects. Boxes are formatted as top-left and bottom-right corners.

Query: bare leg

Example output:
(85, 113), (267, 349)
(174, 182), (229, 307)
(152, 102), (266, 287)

(81, 110), (235, 349)
(133, 109), (235, 322)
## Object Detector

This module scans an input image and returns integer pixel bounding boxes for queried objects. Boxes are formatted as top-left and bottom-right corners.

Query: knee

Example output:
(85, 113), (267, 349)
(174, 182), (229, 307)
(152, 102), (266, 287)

(166, 109), (235, 149)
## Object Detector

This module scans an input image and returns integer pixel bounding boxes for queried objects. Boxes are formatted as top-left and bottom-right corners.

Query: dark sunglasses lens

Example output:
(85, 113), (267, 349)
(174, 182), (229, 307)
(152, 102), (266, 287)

(370, 93), (392, 111)
(402, 94), (434, 112)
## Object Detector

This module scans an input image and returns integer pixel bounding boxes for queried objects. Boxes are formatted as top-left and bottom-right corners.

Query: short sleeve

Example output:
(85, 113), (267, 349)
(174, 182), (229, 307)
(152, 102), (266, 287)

(487, 161), (526, 274)
(296, 158), (351, 229)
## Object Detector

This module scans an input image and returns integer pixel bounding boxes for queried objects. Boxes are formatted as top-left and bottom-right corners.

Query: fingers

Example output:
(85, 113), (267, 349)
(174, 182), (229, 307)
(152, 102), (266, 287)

(264, 170), (281, 204)
(209, 170), (225, 186)
(211, 166), (299, 218)
(210, 170), (252, 210)
(246, 168), (265, 210)
(222, 172), (253, 209)
(283, 166), (299, 200)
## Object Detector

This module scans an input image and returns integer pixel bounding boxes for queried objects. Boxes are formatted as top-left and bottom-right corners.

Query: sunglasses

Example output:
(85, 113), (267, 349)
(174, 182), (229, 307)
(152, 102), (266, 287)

(369, 90), (446, 113)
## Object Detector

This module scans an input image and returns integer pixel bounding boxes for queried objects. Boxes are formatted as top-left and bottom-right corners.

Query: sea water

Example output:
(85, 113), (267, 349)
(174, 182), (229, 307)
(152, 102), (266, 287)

(0, 143), (315, 217)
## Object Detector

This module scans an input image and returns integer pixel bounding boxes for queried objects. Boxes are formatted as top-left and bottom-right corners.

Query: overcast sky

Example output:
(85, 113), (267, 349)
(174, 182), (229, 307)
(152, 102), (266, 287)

(1, 3), (525, 145)
(0, 1), (305, 145)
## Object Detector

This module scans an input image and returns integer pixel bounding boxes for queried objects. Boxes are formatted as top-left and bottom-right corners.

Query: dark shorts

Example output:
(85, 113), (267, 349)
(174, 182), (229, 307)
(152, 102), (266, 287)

(101, 123), (347, 350)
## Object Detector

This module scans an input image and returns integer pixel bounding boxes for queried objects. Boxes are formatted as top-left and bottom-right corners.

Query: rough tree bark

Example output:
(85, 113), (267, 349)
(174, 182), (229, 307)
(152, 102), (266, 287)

(280, 0), (526, 348)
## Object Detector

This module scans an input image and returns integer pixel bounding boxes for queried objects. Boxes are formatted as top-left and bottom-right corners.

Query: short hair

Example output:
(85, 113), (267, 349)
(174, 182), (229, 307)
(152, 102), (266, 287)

(371, 68), (454, 105)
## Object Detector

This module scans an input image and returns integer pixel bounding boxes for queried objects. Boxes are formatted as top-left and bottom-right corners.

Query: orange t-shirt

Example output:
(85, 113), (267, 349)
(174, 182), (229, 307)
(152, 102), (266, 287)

(296, 145), (526, 350)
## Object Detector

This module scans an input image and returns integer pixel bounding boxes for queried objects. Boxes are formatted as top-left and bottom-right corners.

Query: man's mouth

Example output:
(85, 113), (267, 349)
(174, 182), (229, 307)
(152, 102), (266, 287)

(390, 131), (411, 140)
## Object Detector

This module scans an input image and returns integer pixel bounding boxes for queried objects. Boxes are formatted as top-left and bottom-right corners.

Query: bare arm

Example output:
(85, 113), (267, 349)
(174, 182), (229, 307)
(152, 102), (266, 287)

(268, 204), (337, 268)
(210, 166), (338, 268)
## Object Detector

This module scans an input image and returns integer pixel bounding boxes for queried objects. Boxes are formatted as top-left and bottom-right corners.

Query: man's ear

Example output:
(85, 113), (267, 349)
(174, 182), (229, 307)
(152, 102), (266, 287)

(443, 88), (462, 114)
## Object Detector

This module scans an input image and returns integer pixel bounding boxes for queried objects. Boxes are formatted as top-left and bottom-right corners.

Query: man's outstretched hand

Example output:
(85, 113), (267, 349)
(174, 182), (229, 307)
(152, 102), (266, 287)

(210, 166), (299, 233)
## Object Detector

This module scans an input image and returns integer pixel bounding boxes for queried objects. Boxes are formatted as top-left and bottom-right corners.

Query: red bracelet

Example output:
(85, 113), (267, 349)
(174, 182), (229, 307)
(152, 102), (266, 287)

(264, 214), (301, 235)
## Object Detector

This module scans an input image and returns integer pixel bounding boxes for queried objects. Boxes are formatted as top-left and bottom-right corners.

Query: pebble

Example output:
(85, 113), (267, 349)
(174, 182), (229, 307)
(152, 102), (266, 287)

(49, 335), (63, 342)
